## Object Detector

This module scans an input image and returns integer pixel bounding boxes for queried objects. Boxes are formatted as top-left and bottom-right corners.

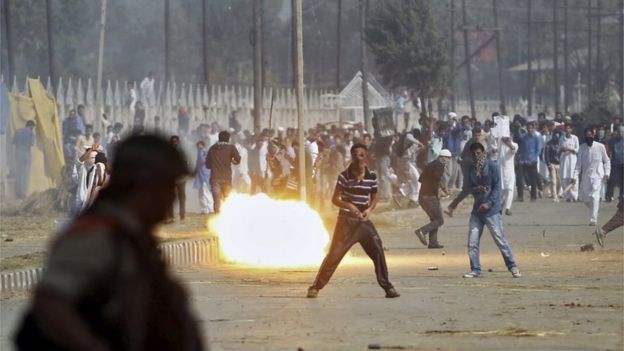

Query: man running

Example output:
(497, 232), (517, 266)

(414, 149), (452, 249)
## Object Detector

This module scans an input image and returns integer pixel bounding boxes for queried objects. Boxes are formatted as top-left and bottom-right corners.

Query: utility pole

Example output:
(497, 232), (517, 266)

(564, 0), (569, 112)
(449, 0), (456, 112)
(595, 0), (602, 89)
(294, 0), (306, 201)
(253, 0), (263, 130)
(46, 0), (56, 89)
(4, 0), (14, 80)
(527, 0), (533, 116)
(335, 0), (342, 91)
(461, 0), (475, 118)
(553, 0), (560, 114)
(492, 0), (506, 115)
(260, 0), (266, 89)
(360, 0), (371, 131)
(587, 0), (593, 98)
(202, 0), (209, 85)
(618, 0), (624, 118)
(95, 0), (107, 133)
(291, 0), (296, 88)
(164, 0), (171, 82)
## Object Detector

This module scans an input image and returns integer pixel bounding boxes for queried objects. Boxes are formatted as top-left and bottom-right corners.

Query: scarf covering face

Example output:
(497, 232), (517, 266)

(474, 152), (487, 177)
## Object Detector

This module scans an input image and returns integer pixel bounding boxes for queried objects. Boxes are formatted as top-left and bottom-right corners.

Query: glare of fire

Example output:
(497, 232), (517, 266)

(208, 193), (330, 267)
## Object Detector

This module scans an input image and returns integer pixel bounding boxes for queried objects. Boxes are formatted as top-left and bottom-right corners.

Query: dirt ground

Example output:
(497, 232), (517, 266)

(1, 198), (623, 350)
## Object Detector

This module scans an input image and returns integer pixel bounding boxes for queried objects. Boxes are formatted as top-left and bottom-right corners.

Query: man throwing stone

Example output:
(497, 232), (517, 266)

(463, 142), (521, 278)
(307, 143), (399, 298)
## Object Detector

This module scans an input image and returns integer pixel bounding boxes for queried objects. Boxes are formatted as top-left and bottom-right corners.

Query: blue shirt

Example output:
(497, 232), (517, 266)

(193, 149), (211, 188)
(444, 126), (461, 155)
(608, 137), (624, 165)
(62, 116), (85, 139)
(467, 160), (501, 217)
(13, 127), (35, 151)
(518, 132), (542, 163)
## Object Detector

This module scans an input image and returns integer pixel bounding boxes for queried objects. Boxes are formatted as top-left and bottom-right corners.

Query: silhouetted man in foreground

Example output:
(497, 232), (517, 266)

(16, 134), (204, 351)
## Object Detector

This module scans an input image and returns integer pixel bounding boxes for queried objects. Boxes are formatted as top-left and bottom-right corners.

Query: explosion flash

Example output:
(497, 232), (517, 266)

(209, 193), (330, 267)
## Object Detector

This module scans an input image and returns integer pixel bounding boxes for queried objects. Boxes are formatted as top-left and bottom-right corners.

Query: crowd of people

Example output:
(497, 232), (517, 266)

(12, 101), (624, 349)
(12, 81), (623, 229)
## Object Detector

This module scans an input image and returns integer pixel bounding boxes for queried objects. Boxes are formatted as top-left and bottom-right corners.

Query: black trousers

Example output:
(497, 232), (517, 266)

(211, 180), (232, 214)
(167, 181), (186, 220)
(517, 162), (538, 200)
(606, 164), (624, 201)
(311, 215), (393, 291)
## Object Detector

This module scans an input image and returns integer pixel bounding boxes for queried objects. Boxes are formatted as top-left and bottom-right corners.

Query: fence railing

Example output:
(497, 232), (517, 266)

(4, 75), (543, 136)
(5, 75), (344, 134)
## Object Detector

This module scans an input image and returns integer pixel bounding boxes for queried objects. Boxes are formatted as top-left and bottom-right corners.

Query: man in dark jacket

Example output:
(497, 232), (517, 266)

(206, 130), (241, 213)
(414, 149), (452, 249)
(17, 135), (203, 351)
(544, 130), (563, 201)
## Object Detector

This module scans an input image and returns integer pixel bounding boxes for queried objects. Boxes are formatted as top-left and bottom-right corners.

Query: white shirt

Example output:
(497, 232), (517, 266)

(140, 77), (155, 106)
(573, 142), (611, 180)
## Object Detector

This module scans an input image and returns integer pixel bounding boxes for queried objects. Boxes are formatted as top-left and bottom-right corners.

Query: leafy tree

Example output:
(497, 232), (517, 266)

(365, 0), (450, 104)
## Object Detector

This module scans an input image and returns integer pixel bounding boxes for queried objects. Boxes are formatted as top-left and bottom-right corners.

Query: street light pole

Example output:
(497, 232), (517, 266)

(95, 0), (107, 133)
(295, 0), (306, 201)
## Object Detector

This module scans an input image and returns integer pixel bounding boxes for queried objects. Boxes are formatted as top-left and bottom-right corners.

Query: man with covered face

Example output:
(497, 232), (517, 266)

(307, 143), (399, 299)
(572, 128), (611, 226)
(463, 142), (521, 279)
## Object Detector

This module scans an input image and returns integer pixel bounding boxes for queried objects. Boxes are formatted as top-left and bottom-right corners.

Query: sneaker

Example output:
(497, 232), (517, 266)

(462, 271), (480, 278)
(517, 198), (524, 202)
(511, 267), (522, 278)
(589, 221), (597, 226)
(428, 243), (444, 249)
(306, 287), (319, 298)
(594, 228), (605, 247)
(505, 209), (512, 216)
(385, 288), (400, 298)
(414, 229), (427, 246)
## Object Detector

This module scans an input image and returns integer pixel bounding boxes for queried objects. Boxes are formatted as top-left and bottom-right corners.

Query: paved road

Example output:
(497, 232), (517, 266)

(1, 199), (622, 350)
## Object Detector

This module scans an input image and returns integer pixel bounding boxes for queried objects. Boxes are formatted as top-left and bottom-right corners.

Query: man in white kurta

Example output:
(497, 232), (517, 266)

(559, 124), (579, 201)
(572, 129), (611, 225)
(498, 138), (518, 215)
(232, 137), (251, 193)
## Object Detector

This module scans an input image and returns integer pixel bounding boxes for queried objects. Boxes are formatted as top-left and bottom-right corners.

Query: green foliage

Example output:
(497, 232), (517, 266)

(365, 0), (450, 97)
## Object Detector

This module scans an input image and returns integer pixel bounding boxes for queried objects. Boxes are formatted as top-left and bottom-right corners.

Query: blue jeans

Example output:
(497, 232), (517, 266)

(467, 213), (517, 274)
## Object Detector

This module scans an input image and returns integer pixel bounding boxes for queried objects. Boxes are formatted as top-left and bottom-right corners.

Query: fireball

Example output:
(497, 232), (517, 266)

(209, 193), (330, 267)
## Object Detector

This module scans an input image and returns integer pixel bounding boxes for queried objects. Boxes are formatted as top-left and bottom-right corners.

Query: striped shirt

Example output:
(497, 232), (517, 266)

(335, 166), (378, 216)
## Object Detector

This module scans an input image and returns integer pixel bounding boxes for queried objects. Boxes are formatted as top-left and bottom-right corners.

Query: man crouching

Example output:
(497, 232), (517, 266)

(307, 143), (399, 298)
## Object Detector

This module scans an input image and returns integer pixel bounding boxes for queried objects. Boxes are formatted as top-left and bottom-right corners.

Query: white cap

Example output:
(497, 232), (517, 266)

(448, 112), (457, 119)
(439, 149), (452, 158)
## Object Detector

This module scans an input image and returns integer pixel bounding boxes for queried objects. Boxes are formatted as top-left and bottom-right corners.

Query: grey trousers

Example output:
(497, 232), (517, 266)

(417, 195), (444, 246)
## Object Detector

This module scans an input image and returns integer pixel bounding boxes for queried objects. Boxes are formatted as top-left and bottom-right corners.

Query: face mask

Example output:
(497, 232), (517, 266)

(584, 136), (594, 146)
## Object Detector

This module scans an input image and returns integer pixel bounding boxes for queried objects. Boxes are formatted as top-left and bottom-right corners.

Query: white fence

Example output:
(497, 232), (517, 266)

(5, 75), (546, 135)
(6, 76), (344, 134)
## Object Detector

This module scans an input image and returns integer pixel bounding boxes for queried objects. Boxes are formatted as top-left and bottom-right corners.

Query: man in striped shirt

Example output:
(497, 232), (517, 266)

(307, 143), (400, 298)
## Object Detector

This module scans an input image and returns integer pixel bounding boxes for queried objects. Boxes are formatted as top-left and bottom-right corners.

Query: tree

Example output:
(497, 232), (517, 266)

(365, 0), (450, 111)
